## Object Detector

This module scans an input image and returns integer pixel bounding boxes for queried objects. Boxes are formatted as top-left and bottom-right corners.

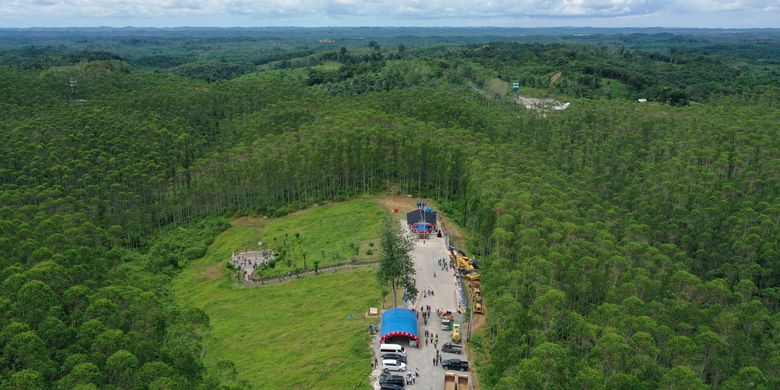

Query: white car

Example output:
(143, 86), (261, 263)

(382, 359), (407, 372)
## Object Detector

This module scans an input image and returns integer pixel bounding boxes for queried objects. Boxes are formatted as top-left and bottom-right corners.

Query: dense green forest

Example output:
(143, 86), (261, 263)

(1, 28), (780, 388)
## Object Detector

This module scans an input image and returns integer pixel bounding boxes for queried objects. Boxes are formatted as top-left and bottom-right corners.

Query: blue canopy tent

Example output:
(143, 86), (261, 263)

(380, 308), (419, 344)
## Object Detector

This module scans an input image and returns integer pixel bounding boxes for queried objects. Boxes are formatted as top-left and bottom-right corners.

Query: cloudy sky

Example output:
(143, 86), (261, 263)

(1, 0), (779, 28)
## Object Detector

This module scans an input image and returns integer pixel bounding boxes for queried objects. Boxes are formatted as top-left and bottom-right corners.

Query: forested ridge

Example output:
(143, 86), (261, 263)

(1, 28), (780, 388)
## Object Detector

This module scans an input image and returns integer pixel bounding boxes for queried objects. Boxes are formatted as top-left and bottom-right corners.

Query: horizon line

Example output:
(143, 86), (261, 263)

(2, 25), (780, 30)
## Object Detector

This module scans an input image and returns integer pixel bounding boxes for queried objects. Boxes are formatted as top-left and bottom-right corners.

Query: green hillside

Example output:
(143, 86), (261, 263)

(1, 28), (780, 389)
(172, 200), (382, 388)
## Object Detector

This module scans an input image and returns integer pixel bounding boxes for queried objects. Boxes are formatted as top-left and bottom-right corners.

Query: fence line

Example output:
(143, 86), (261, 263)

(240, 260), (380, 285)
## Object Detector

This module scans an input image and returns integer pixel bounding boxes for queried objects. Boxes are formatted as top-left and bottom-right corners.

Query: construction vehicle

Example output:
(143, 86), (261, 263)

(449, 249), (473, 272)
(474, 301), (484, 315)
(457, 374), (470, 389)
(472, 285), (481, 297)
(442, 318), (453, 331)
(463, 271), (480, 281)
(444, 373), (456, 390)
(455, 254), (475, 272)
(441, 310), (454, 330)
(452, 323), (461, 342)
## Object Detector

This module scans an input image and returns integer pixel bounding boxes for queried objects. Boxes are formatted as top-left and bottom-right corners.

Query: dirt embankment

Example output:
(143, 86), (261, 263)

(550, 71), (562, 83)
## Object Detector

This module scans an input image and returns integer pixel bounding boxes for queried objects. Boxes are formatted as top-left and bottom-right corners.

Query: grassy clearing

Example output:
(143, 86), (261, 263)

(221, 198), (382, 278)
(173, 199), (384, 389)
(258, 199), (383, 278)
(312, 61), (343, 71)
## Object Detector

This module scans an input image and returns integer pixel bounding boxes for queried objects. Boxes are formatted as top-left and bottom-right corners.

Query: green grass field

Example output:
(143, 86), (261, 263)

(259, 199), (383, 277)
(311, 61), (343, 71)
(173, 199), (384, 389)
(226, 198), (383, 278)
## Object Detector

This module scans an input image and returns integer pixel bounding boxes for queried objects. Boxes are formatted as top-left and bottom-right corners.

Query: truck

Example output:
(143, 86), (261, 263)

(442, 359), (469, 371)
(457, 374), (470, 389)
(441, 310), (454, 330)
(444, 372), (456, 390)
(442, 341), (463, 354)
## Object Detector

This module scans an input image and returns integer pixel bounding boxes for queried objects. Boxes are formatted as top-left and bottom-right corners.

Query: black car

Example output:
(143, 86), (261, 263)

(380, 384), (405, 390)
(442, 358), (469, 371)
(381, 353), (407, 363)
(380, 374), (405, 386)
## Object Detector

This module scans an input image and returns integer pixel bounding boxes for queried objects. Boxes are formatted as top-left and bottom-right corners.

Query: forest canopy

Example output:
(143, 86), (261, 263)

(1, 27), (779, 389)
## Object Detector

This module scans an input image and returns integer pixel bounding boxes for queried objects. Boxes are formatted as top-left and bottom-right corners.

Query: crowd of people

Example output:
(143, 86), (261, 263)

(437, 257), (451, 271)
(230, 250), (275, 281)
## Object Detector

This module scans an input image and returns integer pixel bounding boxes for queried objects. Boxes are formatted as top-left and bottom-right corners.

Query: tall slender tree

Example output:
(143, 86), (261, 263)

(377, 214), (417, 307)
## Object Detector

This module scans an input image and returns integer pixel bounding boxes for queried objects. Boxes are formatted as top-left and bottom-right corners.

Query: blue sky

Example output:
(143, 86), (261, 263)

(1, 0), (779, 28)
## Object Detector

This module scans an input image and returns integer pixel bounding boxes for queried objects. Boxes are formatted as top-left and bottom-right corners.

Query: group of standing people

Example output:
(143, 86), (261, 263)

(231, 251), (276, 282)
(406, 369), (419, 385)
(432, 349), (443, 366)
(423, 328), (439, 347)
(438, 257), (451, 271)
(425, 330), (438, 348)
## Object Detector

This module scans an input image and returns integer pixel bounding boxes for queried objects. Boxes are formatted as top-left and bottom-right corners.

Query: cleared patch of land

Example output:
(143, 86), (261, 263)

(173, 199), (384, 389)
(378, 195), (468, 249)
(257, 199), (383, 277)
(215, 198), (383, 279)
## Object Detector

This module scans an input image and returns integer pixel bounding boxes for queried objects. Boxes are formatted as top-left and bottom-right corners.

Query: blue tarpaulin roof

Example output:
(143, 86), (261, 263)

(380, 308), (419, 343)
(406, 209), (436, 226)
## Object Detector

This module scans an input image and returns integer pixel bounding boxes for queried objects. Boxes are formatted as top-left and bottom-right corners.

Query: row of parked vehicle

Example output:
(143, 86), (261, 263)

(379, 343), (407, 389)
(377, 342), (472, 388)
(438, 328), (470, 389)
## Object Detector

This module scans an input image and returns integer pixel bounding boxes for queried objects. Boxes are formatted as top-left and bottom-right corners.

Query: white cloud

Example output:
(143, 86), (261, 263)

(0, 0), (779, 26)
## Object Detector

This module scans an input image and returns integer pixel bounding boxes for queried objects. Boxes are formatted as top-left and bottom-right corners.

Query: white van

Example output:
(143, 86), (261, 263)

(379, 343), (406, 356)
(382, 359), (407, 372)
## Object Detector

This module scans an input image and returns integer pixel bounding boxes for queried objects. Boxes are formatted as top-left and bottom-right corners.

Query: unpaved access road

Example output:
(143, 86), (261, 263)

(371, 225), (471, 390)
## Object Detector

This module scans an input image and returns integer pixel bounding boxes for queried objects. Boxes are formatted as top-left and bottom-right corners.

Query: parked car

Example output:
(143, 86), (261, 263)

(382, 359), (407, 372)
(380, 343), (406, 355)
(442, 358), (469, 371)
(380, 373), (405, 386)
(382, 353), (407, 363)
(380, 384), (405, 390)
(442, 341), (462, 354)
